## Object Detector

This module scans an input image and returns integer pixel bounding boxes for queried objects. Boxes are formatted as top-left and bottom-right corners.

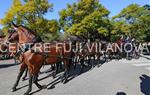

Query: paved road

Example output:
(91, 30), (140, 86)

(0, 57), (149, 95)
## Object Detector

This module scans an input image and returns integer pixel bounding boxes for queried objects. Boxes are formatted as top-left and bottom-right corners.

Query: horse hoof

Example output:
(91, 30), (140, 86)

(24, 92), (30, 95)
(61, 79), (64, 83)
(52, 75), (56, 79)
(22, 78), (26, 81)
(39, 71), (43, 74)
(63, 80), (67, 84)
(61, 79), (67, 84)
(11, 88), (17, 92)
(42, 85), (47, 89)
(38, 85), (47, 90)
(97, 65), (100, 68)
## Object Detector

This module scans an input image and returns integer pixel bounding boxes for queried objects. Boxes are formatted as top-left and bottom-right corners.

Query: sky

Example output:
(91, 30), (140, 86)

(0, 0), (149, 28)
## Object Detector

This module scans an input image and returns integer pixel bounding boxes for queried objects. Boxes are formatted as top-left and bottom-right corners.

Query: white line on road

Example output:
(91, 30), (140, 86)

(132, 63), (150, 66)
(146, 67), (150, 70)
(133, 63), (150, 71)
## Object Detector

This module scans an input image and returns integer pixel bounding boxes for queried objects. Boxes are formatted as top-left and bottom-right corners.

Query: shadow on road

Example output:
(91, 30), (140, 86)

(140, 74), (150, 95)
(40, 58), (107, 90)
(116, 92), (126, 95)
(0, 63), (16, 69)
(10, 58), (107, 94)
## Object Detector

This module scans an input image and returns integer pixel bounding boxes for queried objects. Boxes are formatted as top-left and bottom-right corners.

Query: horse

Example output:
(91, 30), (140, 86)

(0, 29), (29, 81)
(72, 39), (106, 71)
(104, 36), (125, 61)
(8, 23), (73, 95)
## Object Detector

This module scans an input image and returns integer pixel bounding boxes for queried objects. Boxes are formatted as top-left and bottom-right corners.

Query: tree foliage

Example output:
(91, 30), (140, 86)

(0, 0), (61, 42)
(0, 29), (4, 36)
(0, 0), (149, 42)
(113, 4), (150, 42)
(59, 0), (110, 40)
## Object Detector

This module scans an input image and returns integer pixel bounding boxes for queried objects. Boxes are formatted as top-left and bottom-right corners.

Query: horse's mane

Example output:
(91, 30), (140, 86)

(18, 25), (43, 42)
(0, 36), (5, 38)
(19, 25), (36, 36)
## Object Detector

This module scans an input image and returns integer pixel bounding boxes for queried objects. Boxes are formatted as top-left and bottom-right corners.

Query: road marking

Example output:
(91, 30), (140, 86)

(121, 60), (150, 64)
(132, 63), (150, 71)
(146, 67), (150, 70)
(132, 63), (150, 66)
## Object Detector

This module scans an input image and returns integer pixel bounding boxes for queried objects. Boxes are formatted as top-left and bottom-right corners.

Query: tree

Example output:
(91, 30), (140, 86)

(139, 4), (150, 42)
(0, 29), (4, 36)
(59, 0), (110, 40)
(0, 0), (61, 41)
(113, 4), (150, 42)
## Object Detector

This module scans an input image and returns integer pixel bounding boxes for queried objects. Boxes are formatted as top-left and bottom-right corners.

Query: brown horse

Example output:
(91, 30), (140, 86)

(105, 37), (124, 60)
(0, 29), (28, 82)
(71, 40), (106, 72)
(8, 23), (73, 95)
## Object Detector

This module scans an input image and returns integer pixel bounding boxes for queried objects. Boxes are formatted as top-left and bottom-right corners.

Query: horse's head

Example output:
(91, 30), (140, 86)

(7, 29), (19, 43)
(11, 22), (41, 43)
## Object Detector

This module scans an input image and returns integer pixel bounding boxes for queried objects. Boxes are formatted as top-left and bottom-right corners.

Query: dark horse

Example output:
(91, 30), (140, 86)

(8, 23), (73, 95)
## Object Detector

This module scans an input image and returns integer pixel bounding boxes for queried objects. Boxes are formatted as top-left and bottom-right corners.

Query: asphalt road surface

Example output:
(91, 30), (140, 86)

(0, 56), (150, 95)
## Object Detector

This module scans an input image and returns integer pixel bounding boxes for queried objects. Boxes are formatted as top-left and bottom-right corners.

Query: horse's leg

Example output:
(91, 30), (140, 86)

(88, 55), (93, 67)
(56, 62), (60, 73)
(105, 52), (109, 62)
(51, 64), (55, 71)
(33, 74), (47, 89)
(87, 56), (91, 67)
(61, 68), (68, 84)
(73, 55), (79, 70)
(80, 58), (85, 74)
(73, 56), (77, 70)
(59, 61), (63, 70)
(22, 68), (28, 81)
(93, 55), (96, 67)
(61, 59), (70, 84)
(97, 55), (101, 67)
(102, 52), (106, 62)
(12, 63), (27, 92)
(14, 57), (19, 65)
(52, 62), (59, 79)
(24, 73), (33, 95)
(14, 57), (17, 64)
